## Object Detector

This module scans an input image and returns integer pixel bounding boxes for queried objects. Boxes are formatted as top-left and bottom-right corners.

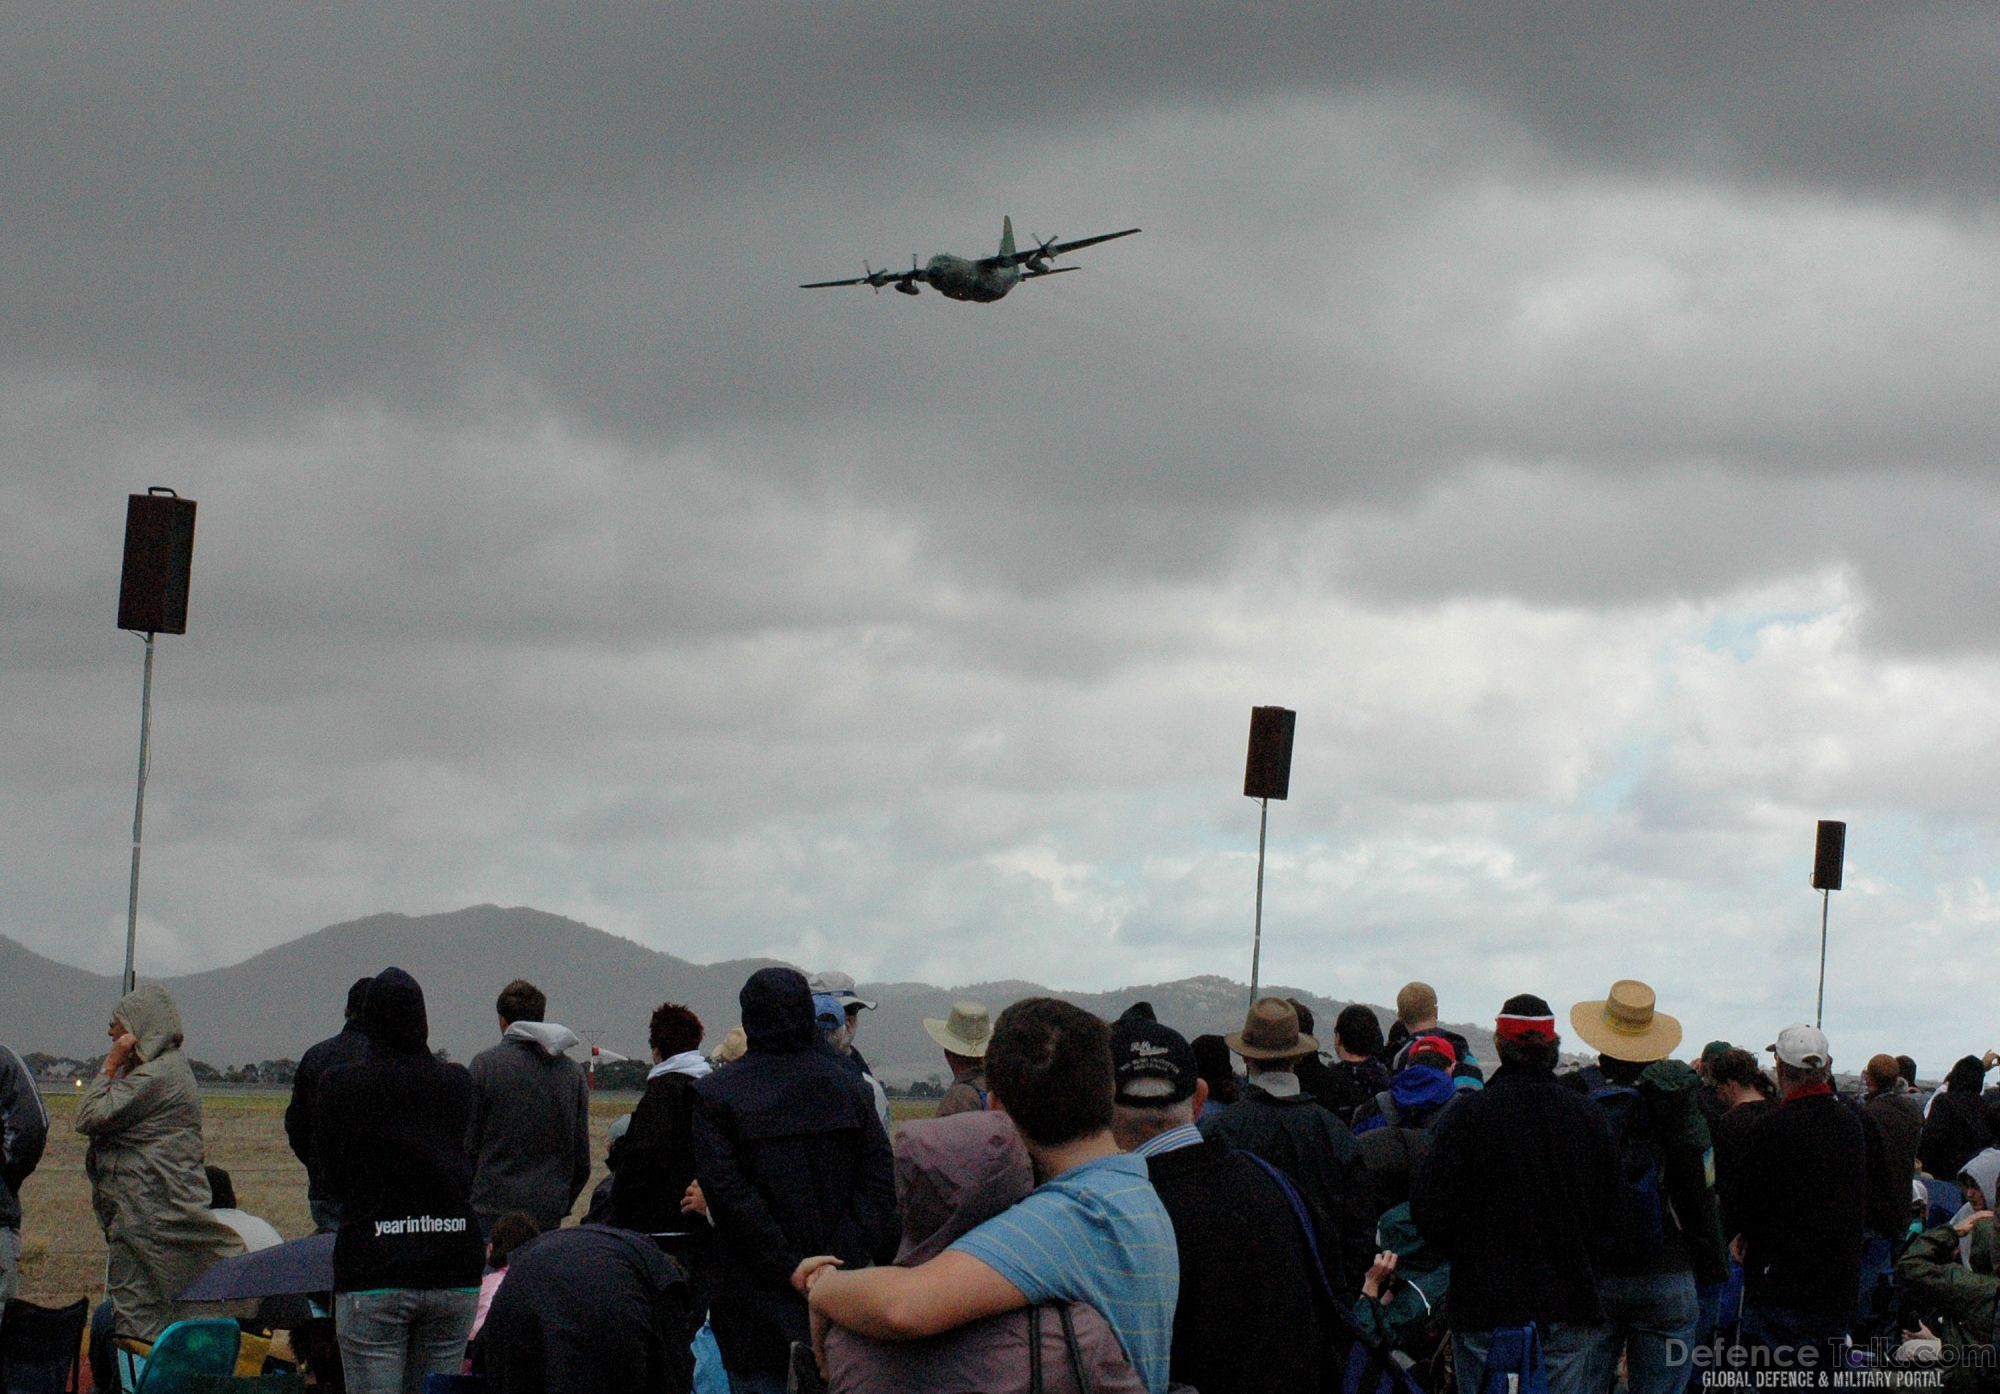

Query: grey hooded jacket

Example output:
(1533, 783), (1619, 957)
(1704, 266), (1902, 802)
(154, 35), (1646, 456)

(466, 1020), (592, 1227)
(2, 1042), (50, 1230)
(76, 985), (245, 1341)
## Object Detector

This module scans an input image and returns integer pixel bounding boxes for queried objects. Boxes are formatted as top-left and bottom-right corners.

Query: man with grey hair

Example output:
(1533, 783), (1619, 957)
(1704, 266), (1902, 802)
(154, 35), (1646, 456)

(1110, 1013), (1329, 1394)
(1723, 1024), (1866, 1366)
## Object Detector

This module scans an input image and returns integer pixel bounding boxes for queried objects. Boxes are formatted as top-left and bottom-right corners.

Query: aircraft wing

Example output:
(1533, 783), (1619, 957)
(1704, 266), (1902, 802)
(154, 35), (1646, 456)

(800, 274), (881, 289)
(1019, 266), (1079, 281)
(984, 227), (1141, 270)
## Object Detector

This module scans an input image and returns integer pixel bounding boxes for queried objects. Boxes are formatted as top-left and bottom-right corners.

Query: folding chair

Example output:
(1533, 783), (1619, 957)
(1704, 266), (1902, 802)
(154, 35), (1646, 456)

(115, 1318), (240, 1394)
(0, 1296), (88, 1394)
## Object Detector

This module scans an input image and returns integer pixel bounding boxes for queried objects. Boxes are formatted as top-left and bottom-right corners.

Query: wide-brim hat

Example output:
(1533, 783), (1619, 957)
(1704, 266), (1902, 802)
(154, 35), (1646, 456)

(923, 1001), (992, 1057)
(1226, 996), (1318, 1061)
(1570, 979), (1682, 1063)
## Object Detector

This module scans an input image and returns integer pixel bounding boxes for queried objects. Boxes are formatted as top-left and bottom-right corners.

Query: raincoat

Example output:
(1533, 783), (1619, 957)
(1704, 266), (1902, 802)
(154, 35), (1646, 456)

(76, 985), (244, 1342)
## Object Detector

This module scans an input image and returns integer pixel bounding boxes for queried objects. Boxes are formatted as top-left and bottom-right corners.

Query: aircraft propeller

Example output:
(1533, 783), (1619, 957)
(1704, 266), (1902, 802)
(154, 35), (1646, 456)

(1028, 232), (1060, 267)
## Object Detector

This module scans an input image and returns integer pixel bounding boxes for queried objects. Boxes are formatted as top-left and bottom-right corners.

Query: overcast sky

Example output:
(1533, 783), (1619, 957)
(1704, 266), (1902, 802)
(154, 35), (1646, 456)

(6, 3), (2000, 1070)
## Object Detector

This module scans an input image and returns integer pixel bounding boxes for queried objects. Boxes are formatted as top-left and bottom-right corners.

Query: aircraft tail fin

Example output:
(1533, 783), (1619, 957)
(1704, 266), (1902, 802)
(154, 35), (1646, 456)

(999, 215), (1015, 260)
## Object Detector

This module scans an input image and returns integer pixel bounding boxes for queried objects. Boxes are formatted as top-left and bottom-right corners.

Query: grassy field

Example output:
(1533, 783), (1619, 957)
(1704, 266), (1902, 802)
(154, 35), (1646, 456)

(17, 1089), (939, 1309)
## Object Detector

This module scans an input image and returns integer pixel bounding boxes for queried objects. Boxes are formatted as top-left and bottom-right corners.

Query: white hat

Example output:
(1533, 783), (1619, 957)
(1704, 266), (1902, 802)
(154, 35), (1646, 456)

(806, 970), (876, 1011)
(1768, 1023), (1831, 1070)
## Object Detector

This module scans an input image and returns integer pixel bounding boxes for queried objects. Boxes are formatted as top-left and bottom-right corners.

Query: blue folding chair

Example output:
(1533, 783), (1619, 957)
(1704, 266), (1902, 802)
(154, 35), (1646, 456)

(115, 1319), (240, 1394)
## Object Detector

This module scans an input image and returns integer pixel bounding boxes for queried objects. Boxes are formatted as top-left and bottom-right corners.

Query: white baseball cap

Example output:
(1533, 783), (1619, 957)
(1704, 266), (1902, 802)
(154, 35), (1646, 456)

(1768, 1023), (1831, 1070)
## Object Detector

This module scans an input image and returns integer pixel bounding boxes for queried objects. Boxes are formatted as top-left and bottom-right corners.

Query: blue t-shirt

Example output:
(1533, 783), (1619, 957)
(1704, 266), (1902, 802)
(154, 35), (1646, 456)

(950, 1152), (1179, 1394)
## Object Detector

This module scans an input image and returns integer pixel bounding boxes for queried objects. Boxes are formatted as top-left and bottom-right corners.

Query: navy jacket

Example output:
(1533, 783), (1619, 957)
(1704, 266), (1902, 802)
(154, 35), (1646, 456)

(472, 1224), (693, 1394)
(693, 968), (897, 1375)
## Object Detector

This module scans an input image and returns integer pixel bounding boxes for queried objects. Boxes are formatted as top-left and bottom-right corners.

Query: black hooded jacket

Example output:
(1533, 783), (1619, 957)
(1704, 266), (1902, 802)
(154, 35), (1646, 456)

(692, 967), (897, 1375)
(1920, 1057), (1991, 1182)
(315, 967), (485, 1292)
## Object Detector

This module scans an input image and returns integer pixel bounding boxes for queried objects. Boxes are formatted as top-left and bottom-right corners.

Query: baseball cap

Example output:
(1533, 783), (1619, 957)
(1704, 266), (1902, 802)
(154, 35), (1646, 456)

(1768, 1024), (1831, 1070)
(1407, 1033), (1458, 1068)
(811, 993), (845, 1032)
(807, 970), (877, 1012)
(1109, 1015), (1198, 1106)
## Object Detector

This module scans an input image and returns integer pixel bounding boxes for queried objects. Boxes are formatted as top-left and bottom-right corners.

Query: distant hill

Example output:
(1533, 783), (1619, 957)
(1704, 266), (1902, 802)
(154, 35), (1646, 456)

(0, 905), (1495, 1085)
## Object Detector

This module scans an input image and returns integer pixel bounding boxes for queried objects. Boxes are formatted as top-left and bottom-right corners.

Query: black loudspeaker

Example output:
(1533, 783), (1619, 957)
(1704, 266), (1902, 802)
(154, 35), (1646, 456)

(117, 490), (197, 635)
(1812, 819), (1846, 892)
(1244, 706), (1296, 801)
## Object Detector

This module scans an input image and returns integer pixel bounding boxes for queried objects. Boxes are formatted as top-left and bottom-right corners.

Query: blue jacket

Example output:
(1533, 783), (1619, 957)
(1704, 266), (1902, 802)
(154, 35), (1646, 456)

(693, 968), (897, 1376)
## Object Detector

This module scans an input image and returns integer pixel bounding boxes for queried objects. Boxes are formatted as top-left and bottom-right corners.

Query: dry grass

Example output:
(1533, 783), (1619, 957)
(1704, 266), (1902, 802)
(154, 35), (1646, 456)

(15, 1090), (635, 1309)
(19, 1089), (940, 1308)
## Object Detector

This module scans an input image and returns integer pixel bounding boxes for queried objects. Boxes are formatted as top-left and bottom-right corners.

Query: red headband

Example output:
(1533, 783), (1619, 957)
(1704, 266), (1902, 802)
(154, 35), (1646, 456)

(1495, 1013), (1557, 1047)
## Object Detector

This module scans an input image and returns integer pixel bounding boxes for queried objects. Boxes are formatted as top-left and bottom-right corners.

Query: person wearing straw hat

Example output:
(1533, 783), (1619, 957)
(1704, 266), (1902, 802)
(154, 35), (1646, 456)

(925, 1001), (993, 1118)
(1201, 996), (1376, 1295)
(1566, 980), (1726, 1394)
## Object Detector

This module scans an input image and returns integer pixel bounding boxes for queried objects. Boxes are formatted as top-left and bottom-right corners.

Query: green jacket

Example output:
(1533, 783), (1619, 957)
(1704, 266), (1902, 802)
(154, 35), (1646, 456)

(1898, 1221), (1998, 1394)
(1353, 1202), (1450, 1354)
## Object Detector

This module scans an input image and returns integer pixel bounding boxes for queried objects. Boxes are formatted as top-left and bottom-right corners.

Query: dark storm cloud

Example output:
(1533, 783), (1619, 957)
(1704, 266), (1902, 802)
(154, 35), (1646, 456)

(4, 3), (1995, 430)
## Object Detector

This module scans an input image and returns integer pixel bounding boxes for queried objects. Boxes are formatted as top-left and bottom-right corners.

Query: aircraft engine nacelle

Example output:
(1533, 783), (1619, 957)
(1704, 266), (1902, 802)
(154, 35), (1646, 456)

(894, 280), (920, 296)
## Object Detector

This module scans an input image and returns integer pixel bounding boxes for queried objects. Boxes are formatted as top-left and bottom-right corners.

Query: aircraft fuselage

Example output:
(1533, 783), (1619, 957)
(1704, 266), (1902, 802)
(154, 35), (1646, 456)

(922, 253), (1019, 303)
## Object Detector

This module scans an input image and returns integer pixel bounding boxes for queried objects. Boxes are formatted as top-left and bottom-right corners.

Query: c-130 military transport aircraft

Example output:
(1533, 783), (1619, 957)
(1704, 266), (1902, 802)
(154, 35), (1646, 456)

(801, 217), (1141, 303)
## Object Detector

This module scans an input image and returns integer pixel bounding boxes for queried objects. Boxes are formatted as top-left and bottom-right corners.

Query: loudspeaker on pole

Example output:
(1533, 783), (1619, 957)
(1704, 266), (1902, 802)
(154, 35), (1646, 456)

(118, 489), (198, 635)
(1244, 706), (1296, 801)
(1812, 819), (1846, 892)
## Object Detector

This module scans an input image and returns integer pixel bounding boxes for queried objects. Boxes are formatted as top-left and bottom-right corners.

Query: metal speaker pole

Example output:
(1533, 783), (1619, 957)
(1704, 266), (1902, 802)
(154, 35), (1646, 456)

(1810, 819), (1846, 1030)
(1243, 706), (1296, 1003)
(116, 488), (197, 996)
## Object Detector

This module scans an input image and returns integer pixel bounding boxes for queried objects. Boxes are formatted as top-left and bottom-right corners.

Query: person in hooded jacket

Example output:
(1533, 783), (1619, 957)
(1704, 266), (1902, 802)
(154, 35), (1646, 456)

(316, 967), (487, 1394)
(1895, 1206), (2000, 1394)
(1921, 1056), (1993, 1183)
(76, 984), (246, 1350)
(285, 975), (373, 1232)
(820, 1110), (1146, 1394)
(605, 1000), (713, 1336)
(1352, 1035), (1460, 1216)
(471, 1223), (695, 1394)
(693, 967), (897, 1394)
(466, 978), (592, 1234)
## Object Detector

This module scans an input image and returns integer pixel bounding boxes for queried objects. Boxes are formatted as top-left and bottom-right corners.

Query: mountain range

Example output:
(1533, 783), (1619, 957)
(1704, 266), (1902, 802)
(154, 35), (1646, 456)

(0, 905), (1495, 1085)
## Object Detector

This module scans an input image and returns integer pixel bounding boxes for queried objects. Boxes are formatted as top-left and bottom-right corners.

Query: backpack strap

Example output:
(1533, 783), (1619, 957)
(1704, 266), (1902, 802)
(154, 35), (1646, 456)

(1375, 1089), (1400, 1128)
(1058, 1304), (1095, 1394)
(1243, 1153), (1341, 1308)
(1028, 1304), (1045, 1394)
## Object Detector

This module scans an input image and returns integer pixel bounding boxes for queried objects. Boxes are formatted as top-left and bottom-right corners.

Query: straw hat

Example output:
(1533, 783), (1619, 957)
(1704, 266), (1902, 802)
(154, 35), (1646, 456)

(1225, 996), (1318, 1061)
(1569, 980), (1682, 1063)
(923, 1001), (993, 1058)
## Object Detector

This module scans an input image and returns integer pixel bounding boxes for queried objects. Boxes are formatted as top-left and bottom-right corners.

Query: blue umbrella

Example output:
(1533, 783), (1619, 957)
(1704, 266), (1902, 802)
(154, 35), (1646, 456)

(180, 1232), (336, 1302)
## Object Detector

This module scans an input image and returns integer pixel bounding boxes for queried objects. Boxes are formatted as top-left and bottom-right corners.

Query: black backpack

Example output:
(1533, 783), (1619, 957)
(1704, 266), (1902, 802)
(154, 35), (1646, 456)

(1586, 1071), (1671, 1265)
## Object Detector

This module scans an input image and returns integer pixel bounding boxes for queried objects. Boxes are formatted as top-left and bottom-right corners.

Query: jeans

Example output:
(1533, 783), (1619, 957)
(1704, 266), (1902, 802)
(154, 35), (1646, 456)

(336, 1288), (479, 1394)
(1456, 1322), (1609, 1394)
(1738, 1303), (1850, 1375)
(0, 1225), (19, 1327)
(1588, 1271), (1700, 1394)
